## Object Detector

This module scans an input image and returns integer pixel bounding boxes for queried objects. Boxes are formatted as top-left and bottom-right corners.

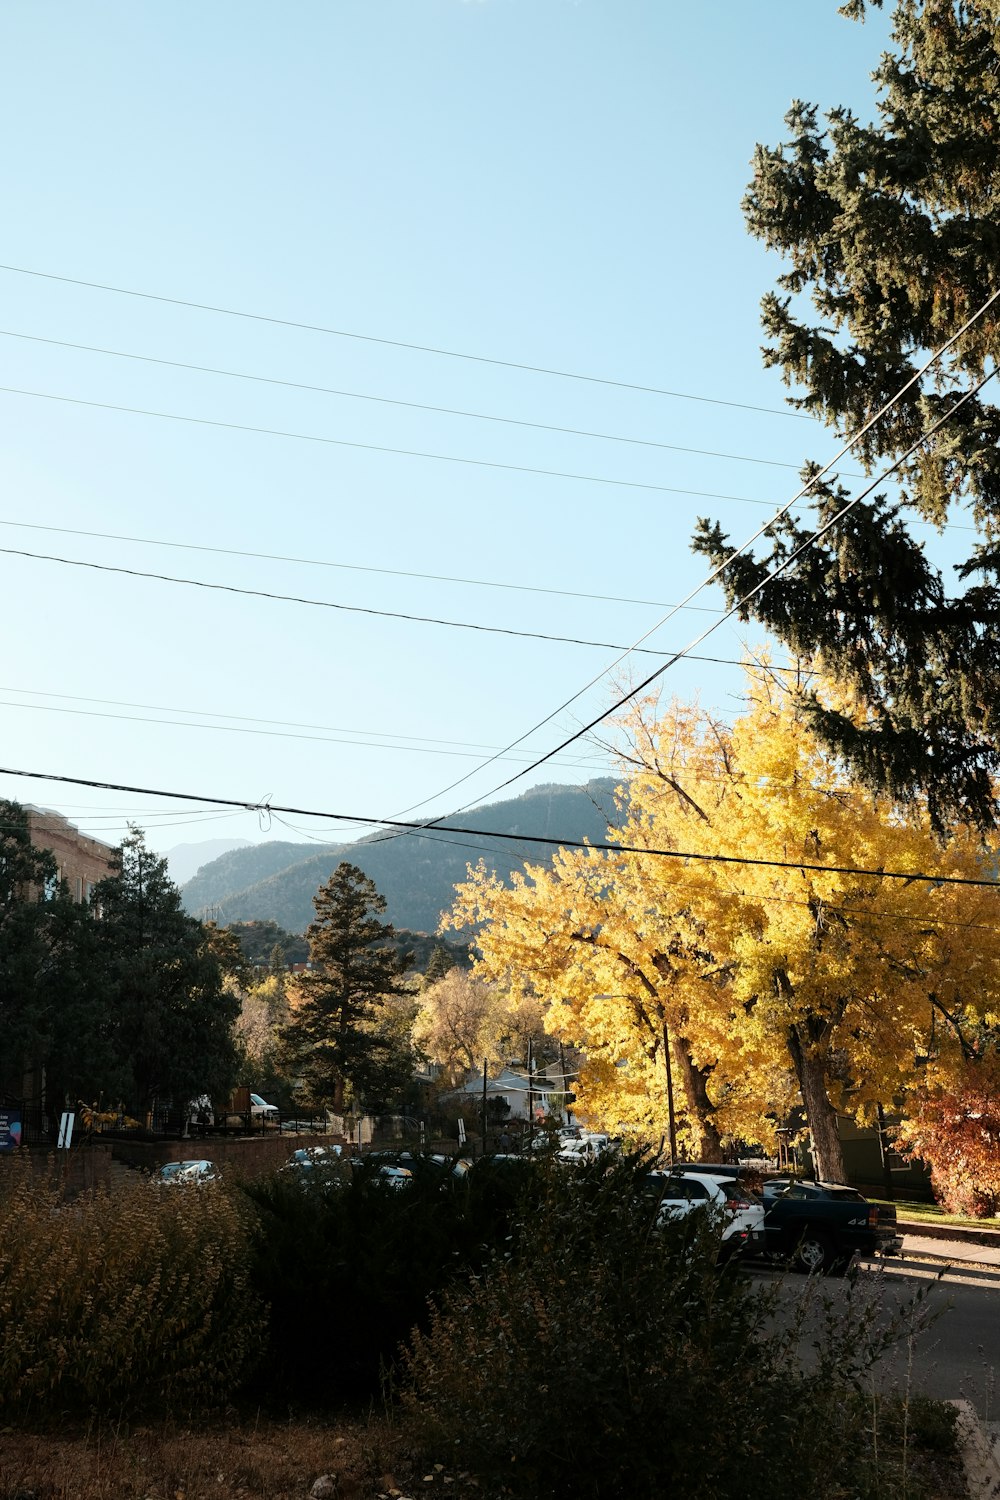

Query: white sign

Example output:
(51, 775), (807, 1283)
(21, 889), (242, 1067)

(57, 1111), (75, 1150)
(457, 1117), (466, 1145)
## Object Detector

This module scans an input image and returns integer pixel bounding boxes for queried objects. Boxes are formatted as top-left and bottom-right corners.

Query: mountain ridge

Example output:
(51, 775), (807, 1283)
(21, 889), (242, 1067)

(181, 779), (621, 934)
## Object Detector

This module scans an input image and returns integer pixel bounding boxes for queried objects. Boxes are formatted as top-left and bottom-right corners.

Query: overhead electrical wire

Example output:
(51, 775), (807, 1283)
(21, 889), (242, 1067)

(0, 692), (607, 769)
(0, 543), (787, 661)
(456, 363), (1000, 811)
(1, 762), (999, 891)
(0, 685), (571, 753)
(0, 328), (809, 460)
(5, 275), (995, 868)
(0, 384), (829, 488)
(9, 804), (1000, 935)
(0, 516), (739, 612)
(376, 287), (1000, 830)
(0, 262), (810, 419)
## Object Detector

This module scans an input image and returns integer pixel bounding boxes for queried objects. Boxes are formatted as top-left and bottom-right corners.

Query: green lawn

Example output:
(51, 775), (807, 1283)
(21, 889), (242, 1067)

(873, 1198), (1000, 1230)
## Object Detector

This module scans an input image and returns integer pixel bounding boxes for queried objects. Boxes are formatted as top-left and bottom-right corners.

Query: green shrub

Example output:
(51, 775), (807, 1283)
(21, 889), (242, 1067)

(241, 1153), (524, 1405)
(0, 1159), (264, 1416)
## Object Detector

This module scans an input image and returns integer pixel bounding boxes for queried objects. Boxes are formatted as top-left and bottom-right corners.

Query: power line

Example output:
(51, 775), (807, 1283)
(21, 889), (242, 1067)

(0, 262), (810, 419)
(0, 515), (749, 611)
(376, 288), (1000, 830)
(0, 542), (780, 660)
(0, 383), (827, 488)
(468, 364), (999, 807)
(373, 286), (1000, 840)
(0, 691), (608, 769)
(1, 762), (998, 889)
(266, 808), (557, 870)
(0, 328), (809, 461)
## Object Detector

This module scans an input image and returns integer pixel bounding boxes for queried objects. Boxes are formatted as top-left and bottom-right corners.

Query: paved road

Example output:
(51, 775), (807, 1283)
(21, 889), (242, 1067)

(751, 1248), (1000, 1414)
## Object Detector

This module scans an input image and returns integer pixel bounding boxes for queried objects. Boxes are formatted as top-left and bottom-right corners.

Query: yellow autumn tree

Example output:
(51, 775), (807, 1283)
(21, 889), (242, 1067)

(413, 968), (547, 1083)
(448, 663), (1000, 1179)
(445, 839), (742, 1156)
(613, 665), (1000, 1180)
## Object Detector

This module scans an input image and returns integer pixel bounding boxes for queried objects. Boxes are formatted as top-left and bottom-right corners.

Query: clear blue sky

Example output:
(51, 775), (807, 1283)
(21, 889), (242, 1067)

(0, 1), (907, 860)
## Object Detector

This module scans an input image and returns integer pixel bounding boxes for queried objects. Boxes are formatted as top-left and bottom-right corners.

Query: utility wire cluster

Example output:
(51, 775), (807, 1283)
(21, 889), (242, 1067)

(1, 262), (996, 862)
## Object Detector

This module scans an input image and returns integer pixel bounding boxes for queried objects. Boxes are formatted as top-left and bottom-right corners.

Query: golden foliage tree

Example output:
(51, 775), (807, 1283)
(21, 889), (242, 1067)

(448, 665), (1000, 1179)
(413, 968), (544, 1084)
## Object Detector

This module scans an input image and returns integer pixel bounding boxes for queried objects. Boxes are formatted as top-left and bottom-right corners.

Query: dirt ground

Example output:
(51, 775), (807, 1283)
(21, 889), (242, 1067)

(0, 1416), (461, 1500)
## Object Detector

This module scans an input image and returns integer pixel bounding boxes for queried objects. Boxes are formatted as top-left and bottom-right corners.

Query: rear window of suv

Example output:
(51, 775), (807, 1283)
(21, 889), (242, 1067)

(722, 1181), (762, 1205)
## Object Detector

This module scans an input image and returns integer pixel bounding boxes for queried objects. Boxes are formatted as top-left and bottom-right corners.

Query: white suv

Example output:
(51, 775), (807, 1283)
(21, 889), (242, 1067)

(649, 1169), (766, 1262)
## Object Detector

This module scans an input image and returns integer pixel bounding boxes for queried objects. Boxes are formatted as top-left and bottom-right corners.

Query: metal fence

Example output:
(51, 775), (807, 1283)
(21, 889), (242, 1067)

(3, 1098), (335, 1148)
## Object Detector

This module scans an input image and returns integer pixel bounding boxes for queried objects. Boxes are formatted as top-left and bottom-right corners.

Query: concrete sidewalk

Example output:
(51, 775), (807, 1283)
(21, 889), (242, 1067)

(896, 1216), (1000, 1272)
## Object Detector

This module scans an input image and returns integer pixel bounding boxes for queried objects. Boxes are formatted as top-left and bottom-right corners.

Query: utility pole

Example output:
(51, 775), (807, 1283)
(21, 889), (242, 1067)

(481, 1057), (488, 1156)
(527, 1037), (535, 1151)
(662, 1018), (678, 1165)
(559, 1039), (572, 1126)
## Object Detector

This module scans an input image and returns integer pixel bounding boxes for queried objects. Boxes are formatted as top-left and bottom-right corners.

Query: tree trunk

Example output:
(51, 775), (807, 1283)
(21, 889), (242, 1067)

(787, 1024), (846, 1183)
(672, 1032), (723, 1160)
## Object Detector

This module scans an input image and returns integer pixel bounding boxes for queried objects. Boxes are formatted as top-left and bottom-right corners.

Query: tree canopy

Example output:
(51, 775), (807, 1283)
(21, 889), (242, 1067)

(91, 830), (243, 1115)
(449, 667), (1000, 1179)
(693, 0), (1000, 831)
(282, 862), (414, 1112)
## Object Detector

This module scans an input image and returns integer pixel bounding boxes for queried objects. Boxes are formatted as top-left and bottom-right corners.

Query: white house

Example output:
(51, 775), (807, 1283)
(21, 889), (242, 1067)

(456, 1064), (560, 1122)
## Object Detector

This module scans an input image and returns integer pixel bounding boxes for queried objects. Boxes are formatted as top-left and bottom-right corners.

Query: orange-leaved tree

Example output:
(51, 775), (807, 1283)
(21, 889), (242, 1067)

(895, 1050), (1000, 1216)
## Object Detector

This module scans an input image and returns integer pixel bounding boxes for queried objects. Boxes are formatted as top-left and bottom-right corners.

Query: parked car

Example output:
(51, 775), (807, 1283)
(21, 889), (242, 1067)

(371, 1164), (413, 1191)
(283, 1145), (342, 1171)
(359, 1149), (470, 1187)
(153, 1159), (220, 1187)
(557, 1133), (618, 1165)
(281, 1145), (344, 1190)
(250, 1093), (278, 1123)
(762, 1178), (902, 1273)
(646, 1168), (767, 1262)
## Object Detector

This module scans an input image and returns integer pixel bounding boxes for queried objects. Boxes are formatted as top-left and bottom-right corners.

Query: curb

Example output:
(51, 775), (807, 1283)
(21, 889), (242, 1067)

(948, 1400), (1000, 1500)
(897, 1218), (1000, 1250)
(896, 1247), (1000, 1278)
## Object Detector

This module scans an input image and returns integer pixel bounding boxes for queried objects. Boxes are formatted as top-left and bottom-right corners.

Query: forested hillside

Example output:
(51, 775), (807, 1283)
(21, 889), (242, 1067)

(182, 780), (621, 934)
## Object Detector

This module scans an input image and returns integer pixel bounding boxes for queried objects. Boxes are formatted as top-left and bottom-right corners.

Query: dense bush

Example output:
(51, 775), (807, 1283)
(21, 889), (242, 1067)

(240, 1152), (540, 1404)
(0, 1160), (264, 1417)
(398, 1156), (947, 1500)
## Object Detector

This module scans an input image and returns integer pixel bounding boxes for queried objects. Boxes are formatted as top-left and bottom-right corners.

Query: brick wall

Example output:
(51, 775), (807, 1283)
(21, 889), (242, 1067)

(110, 1133), (345, 1181)
(25, 806), (114, 900)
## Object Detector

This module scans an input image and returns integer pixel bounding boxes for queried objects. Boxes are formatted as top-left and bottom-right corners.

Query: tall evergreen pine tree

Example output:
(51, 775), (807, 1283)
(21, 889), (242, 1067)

(283, 862), (412, 1112)
(693, 0), (1000, 830)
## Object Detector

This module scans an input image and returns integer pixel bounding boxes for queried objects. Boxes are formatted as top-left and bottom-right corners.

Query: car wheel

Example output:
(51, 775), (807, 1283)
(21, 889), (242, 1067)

(794, 1228), (836, 1275)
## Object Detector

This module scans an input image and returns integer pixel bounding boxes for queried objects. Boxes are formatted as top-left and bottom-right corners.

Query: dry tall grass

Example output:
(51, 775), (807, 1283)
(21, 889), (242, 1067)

(0, 1158), (263, 1417)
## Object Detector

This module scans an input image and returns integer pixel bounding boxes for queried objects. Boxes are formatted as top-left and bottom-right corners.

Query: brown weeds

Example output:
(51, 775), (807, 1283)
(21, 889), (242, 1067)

(0, 1415), (415, 1500)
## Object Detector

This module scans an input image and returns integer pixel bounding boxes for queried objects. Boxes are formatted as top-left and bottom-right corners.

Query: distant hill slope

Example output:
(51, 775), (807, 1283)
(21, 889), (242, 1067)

(182, 839), (344, 916)
(164, 838), (253, 887)
(181, 779), (621, 934)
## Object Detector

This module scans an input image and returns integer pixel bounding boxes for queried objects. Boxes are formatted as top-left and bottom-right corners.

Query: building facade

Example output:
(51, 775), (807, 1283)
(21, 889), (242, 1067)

(25, 805), (115, 899)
